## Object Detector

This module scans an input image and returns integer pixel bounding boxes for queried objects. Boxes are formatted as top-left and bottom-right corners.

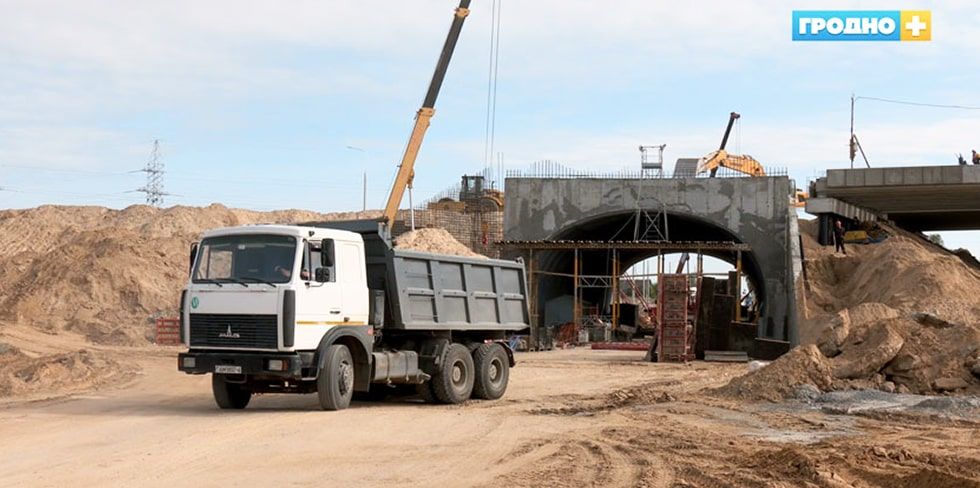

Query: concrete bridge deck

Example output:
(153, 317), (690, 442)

(810, 165), (980, 231)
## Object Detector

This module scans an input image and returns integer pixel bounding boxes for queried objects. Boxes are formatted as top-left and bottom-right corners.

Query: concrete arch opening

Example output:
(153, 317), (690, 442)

(623, 253), (755, 308)
(531, 211), (767, 333)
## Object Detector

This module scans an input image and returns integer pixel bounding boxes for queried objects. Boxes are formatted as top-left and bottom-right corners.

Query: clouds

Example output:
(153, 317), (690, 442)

(0, 125), (143, 169)
(0, 0), (978, 213)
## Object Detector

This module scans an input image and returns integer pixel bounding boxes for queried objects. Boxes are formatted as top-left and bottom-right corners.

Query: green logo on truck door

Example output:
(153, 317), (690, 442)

(191, 297), (199, 309)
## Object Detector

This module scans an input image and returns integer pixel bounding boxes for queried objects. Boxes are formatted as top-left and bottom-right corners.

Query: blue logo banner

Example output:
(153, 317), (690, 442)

(793, 10), (901, 41)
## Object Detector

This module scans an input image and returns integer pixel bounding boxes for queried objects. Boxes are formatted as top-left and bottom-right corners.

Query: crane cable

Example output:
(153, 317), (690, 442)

(483, 0), (502, 171)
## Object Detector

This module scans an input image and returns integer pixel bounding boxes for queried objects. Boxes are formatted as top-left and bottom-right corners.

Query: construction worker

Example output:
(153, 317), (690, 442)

(973, 149), (979, 165)
(958, 154), (967, 165)
(833, 219), (847, 255)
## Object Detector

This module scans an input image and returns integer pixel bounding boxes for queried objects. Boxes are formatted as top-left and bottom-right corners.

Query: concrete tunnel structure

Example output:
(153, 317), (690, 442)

(503, 175), (801, 346)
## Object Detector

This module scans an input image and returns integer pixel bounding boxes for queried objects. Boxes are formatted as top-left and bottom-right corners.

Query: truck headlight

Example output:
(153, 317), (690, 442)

(267, 359), (288, 371)
(182, 357), (196, 369)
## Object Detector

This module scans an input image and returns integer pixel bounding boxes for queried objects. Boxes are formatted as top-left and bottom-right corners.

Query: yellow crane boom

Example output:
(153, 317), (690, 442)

(381, 1), (471, 229)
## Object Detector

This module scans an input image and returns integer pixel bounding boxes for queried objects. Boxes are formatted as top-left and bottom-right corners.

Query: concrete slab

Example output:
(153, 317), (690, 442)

(814, 165), (980, 231)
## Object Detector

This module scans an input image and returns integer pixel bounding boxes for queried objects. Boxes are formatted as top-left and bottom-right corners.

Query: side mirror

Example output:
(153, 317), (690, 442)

(315, 267), (333, 283)
(189, 242), (199, 274)
(321, 239), (335, 267)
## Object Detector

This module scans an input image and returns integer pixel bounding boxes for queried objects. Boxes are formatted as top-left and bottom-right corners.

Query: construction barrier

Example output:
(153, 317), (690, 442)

(155, 317), (181, 346)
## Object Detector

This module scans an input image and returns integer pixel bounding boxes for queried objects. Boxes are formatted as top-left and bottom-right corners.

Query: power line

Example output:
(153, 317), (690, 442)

(0, 164), (132, 176)
(0, 162), (442, 192)
(856, 95), (980, 111)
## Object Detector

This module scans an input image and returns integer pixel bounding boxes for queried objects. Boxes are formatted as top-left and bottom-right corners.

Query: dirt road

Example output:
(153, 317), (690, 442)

(1, 348), (978, 488)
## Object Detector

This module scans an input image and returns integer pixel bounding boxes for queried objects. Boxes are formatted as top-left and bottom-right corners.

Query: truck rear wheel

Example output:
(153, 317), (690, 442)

(317, 344), (354, 411)
(212, 375), (251, 409)
(472, 343), (509, 400)
(431, 343), (475, 404)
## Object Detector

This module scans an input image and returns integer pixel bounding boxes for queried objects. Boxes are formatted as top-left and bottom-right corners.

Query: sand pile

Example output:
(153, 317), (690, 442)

(0, 204), (380, 345)
(723, 221), (980, 400)
(714, 345), (834, 401)
(394, 228), (487, 258)
(0, 342), (134, 398)
(799, 220), (980, 324)
(0, 204), (396, 400)
(721, 307), (980, 400)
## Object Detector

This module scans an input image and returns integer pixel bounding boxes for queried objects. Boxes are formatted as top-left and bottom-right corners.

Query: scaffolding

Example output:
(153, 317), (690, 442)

(497, 240), (750, 349)
(639, 144), (666, 177)
(393, 173), (505, 258)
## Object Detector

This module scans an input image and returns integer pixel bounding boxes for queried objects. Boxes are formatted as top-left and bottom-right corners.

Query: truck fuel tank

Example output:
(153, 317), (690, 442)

(371, 350), (429, 384)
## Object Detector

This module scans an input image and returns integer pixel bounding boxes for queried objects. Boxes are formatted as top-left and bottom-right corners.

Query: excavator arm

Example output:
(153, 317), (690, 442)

(696, 112), (767, 177)
(381, 1), (471, 229)
(696, 150), (767, 177)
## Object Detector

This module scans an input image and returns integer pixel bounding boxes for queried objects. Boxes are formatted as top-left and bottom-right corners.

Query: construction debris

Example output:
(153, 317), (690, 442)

(0, 344), (134, 398)
(590, 341), (650, 351)
(704, 350), (749, 362)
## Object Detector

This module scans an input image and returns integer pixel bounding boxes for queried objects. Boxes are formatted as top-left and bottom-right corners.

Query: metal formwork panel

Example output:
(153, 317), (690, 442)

(657, 274), (693, 362)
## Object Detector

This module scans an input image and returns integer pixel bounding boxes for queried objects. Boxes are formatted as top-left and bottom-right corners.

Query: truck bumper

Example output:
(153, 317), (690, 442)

(178, 351), (311, 377)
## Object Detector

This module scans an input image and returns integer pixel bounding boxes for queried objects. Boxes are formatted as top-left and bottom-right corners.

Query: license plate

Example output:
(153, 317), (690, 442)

(214, 365), (242, 374)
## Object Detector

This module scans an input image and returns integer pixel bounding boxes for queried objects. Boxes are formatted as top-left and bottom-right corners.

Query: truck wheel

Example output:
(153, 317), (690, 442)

(472, 343), (509, 400)
(212, 375), (251, 409)
(431, 343), (475, 404)
(317, 344), (354, 411)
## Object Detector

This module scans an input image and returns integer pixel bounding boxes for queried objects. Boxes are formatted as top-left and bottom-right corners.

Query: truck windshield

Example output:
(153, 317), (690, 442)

(192, 234), (298, 285)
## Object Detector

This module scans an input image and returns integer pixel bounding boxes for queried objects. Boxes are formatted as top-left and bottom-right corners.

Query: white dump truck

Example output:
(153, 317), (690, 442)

(177, 220), (529, 410)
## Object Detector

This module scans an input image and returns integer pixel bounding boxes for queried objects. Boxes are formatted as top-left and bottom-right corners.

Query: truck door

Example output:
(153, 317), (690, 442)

(338, 241), (369, 325)
(292, 239), (343, 349)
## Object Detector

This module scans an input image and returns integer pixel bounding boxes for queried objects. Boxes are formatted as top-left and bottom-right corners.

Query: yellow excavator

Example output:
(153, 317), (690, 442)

(696, 112), (807, 207)
(696, 112), (765, 177)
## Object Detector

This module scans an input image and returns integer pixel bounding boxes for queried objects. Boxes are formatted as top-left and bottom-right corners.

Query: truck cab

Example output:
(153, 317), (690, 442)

(180, 225), (369, 351)
(178, 225), (375, 408)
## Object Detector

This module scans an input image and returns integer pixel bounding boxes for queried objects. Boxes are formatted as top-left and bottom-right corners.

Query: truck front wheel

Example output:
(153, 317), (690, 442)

(431, 343), (475, 404)
(317, 344), (354, 411)
(212, 375), (251, 409)
(472, 343), (509, 400)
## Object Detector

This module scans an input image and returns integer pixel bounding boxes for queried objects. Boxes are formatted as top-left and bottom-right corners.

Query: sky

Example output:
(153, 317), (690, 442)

(0, 1), (978, 253)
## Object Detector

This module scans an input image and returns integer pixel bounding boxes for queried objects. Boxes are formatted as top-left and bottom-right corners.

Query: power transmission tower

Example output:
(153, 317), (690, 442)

(133, 139), (168, 206)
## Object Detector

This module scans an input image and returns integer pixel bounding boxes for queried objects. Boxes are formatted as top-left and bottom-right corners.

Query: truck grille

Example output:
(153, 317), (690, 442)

(189, 314), (278, 350)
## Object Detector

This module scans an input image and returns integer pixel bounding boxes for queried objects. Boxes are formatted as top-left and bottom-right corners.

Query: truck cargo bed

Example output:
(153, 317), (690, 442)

(309, 220), (530, 332)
